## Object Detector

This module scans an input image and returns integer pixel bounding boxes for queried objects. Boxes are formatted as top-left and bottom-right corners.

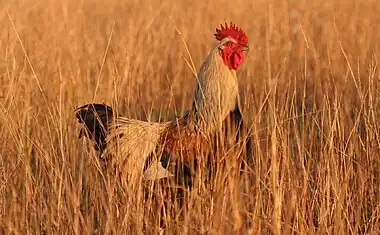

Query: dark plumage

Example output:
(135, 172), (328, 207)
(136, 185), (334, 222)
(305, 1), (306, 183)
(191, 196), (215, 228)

(76, 103), (113, 153)
(225, 104), (253, 168)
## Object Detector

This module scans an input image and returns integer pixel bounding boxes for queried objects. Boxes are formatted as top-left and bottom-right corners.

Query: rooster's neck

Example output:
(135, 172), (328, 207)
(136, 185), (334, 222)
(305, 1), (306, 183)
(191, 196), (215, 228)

(189, 48), (239, 133)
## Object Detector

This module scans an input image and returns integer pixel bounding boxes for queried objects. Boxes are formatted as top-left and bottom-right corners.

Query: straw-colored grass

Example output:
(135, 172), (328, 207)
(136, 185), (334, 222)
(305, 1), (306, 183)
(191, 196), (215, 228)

(1, 0), (380, 234)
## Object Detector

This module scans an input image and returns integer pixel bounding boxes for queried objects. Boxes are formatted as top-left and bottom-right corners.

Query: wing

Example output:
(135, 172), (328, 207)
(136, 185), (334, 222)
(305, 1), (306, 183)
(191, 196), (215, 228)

(149, 120), (211, 189)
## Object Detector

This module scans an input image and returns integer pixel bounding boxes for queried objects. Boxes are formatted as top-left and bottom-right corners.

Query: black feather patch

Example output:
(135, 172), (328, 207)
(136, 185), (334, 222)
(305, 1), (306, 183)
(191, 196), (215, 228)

(227, 104), (253, 168)
(75, 103), (113, 153)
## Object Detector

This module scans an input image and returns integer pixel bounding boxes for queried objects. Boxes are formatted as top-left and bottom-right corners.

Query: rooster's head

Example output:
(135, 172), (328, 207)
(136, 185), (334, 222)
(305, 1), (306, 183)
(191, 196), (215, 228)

(214, 22), (249, 70)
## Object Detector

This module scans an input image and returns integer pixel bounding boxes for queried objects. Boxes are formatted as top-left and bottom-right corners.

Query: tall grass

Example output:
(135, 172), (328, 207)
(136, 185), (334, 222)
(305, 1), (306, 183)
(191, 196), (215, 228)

(1, 0), (380, 234)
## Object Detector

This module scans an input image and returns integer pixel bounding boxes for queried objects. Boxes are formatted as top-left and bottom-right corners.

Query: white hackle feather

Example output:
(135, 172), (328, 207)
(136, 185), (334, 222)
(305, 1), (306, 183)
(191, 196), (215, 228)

(191, 37), (239, 132)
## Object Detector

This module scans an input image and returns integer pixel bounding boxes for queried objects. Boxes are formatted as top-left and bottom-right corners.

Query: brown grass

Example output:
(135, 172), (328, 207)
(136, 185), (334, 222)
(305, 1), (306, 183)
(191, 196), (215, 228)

(1, 0), (380, 234)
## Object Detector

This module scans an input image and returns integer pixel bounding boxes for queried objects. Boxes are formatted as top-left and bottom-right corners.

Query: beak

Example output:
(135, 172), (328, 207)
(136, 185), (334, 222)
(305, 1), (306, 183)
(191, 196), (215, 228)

(242, 45), (250, 52)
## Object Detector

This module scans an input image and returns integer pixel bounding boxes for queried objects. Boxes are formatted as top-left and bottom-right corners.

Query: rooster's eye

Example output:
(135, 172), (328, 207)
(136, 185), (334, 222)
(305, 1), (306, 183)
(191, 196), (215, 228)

(225, 42), (233, 47)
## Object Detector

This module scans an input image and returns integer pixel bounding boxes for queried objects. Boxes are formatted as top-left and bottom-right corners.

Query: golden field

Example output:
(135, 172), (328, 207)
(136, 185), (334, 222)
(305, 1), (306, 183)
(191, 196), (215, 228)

(1, 0), (380, 234)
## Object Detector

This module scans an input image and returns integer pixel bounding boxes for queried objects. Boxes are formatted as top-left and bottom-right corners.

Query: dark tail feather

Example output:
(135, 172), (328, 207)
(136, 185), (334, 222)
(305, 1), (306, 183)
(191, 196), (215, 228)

(75, 103), (113, 153)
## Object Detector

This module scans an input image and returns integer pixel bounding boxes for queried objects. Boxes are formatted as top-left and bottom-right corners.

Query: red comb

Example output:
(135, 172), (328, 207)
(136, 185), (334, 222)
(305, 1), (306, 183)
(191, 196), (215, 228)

(215, 22), (248, 45)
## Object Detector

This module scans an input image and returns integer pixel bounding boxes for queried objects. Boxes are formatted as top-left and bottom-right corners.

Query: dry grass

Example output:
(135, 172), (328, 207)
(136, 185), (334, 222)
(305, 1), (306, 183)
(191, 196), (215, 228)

(1, 0), (380, 234)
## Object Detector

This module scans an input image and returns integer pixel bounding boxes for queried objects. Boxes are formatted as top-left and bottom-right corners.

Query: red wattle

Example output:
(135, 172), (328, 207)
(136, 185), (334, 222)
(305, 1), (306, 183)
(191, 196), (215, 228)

(221, 50), (245, 70)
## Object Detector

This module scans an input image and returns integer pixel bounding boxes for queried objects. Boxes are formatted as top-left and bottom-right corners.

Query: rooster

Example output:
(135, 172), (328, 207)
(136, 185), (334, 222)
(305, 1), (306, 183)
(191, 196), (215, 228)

(76, 23), (251, 189)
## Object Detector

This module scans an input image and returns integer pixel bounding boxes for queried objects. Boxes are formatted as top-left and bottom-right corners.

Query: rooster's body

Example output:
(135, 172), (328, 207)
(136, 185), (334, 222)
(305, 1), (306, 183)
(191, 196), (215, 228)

(76, 23), (251, 188)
